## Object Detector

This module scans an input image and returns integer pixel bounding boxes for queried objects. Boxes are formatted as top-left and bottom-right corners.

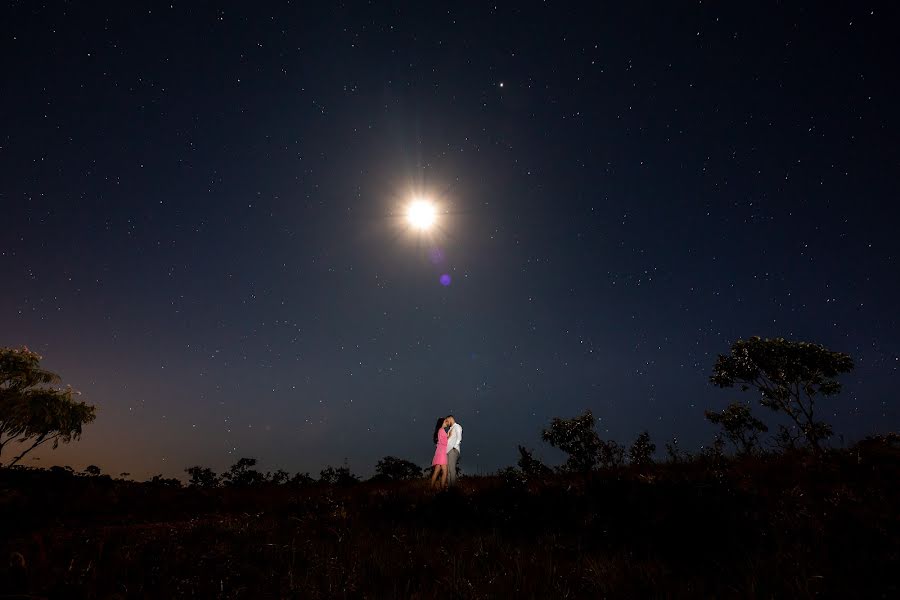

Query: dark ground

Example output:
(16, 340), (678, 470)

(1, 440), (899, 599)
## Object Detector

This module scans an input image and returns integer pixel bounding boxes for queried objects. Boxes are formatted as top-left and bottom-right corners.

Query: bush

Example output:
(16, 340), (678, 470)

(628, 431), (656, 466)
(541, 410), (603, 472)
(221, 458), (268, 487)
(517, 446), (552, 478)
(373, 456), (424, 481)
(185, 466), (219, 488)
(319, 465), (359, 486)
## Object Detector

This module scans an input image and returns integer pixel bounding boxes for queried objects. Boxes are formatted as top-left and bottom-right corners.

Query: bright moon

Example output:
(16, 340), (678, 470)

(406, 200), (436, 230)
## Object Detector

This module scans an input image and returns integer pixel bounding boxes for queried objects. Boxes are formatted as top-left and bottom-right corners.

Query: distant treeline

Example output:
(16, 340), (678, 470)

(0, 336), (881, 482)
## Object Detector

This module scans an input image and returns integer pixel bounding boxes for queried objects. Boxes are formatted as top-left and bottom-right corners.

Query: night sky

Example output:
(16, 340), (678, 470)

(2, 2), (898, 479)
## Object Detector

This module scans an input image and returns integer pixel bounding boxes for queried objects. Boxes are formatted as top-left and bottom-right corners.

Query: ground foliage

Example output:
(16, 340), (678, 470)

(1, 437), (898, 599)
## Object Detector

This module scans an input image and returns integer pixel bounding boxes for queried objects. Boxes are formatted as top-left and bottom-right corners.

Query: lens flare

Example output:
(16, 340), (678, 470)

(407, 200), (436, 230)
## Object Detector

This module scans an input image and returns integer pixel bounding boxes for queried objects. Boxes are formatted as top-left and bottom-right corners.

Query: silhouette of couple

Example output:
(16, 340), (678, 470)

(430, 415), (462, 488)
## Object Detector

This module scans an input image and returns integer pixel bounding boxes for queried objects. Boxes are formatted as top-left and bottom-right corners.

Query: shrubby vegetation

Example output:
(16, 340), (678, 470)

(185, 465), (218, 488)
(373, 455), (424, 481)
(628, 430), (655, 466)
(1, 434), (897, 597)
(704, 402), (768, 455)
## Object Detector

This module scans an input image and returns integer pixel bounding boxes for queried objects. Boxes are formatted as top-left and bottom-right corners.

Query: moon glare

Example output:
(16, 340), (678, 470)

(406, 200), (436, 230)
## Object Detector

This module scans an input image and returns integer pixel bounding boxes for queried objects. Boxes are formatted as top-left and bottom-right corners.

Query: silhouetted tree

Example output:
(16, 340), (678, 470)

(49, 465), (74, 477)
(289, 471), (315, 487)
(185, 465), (219, 488)
(541, 410), (603, 472)
(517, 446), (552, 478)
(628, 431), (656, 466)
(1, 347), (96, 467)
(149, 474), (182, 488)
(497, 465), (527, 488)
(319, 465), (359, 485)
(705, 402), (768, 455)
(598, 439), (626, 468)
(82, 464), (101, 476)
(700, 434), (727, 463)
(221, 458), (267, 487)
(271, 469), (290, 485)
(774, 424), (803, 452)
(853, 432), (900, 460)
(374, 456), (424, 481)
(711, 337), (853, 453)
(665, 438), (689, 463)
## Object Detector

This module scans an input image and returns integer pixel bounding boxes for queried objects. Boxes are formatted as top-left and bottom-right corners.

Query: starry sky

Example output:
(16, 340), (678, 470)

(2, 2), (898, 479)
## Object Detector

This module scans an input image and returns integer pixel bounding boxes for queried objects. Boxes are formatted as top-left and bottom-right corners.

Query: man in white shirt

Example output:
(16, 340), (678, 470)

(446, 415), (463, 486)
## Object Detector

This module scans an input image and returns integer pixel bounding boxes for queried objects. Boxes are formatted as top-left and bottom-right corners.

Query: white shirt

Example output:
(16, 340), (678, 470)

(446, 423), (462, 453)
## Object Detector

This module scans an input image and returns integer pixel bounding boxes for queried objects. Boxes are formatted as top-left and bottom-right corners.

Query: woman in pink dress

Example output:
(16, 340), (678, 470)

(430, 416), (450, 488)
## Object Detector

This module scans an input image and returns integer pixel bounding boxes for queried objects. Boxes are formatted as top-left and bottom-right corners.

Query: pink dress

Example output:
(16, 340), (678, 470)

(432, 427), (448, 466)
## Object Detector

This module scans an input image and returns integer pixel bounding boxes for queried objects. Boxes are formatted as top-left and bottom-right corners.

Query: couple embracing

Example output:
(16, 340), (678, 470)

(430, 415), (462, 488)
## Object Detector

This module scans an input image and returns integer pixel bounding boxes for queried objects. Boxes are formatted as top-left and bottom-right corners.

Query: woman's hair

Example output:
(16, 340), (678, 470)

(433, 417), (446, 445)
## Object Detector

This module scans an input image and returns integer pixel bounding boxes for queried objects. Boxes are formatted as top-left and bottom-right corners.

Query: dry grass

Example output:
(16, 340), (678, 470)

(1, 444), (899, 598)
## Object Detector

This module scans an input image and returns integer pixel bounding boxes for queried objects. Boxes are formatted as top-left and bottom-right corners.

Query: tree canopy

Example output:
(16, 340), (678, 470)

(517, 446), (552, 478)
(185, 465), (219, 488)
(319, 465), (359, 485)
(710, 337), (853, 452)
(374, 456), (424, 481)
(1, 347), (97, 467)
(628, 431), (656, 466)
(541, 410), (603, 472)
(221, 457), (267, 487)
(705, 402), (768, 455)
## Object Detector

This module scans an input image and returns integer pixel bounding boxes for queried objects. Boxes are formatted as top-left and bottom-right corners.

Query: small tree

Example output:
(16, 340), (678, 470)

(319, 465), (359, 485)
(497, 465), (527, 488)
(711, 337), (853, 453)
(289, 471), (315, 487)
(149, 474), (182, 488)
(374, 456), (424, 481)
(185, 465), (219, 488)
(705, 402), (768, 456)
(221, 457), (267, 487)
(598, 439), (626, 468)
(82, 464), (102, 476)
(701, 434), (728, 464)
(774, 424), (804, 452)
(665, 438), (689, 463)
(628, 431), (656, 466)
(1, 347), (97, 467)
(271, 469), (290, 485)
(541, 410), (602, 472)
(517, 446), (552, 478)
